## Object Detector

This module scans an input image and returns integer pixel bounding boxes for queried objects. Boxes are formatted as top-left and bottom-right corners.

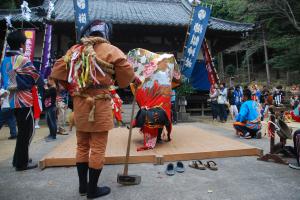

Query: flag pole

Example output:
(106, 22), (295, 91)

(181, 1), (197, 55)
(40, 23), (48, 76)
(0, 27), (9, 65)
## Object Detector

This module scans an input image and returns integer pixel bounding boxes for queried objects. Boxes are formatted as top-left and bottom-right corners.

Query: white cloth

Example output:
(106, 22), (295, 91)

(230, 105), (239, 120)
(217, 88), (227, 104)
(0, 89), (10, 109)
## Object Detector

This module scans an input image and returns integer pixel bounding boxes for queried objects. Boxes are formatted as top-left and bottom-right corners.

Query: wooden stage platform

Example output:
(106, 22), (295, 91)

(39, 125), (262, 169)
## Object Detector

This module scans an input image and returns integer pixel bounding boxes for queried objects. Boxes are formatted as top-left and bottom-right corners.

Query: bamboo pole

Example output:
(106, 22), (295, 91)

(181, 1), (197, 56)
(0, 27), (9, 65)
(40, 23), (48, 75)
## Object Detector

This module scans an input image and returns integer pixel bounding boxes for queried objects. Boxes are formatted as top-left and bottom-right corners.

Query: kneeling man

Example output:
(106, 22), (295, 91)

(233, 89), (262, 139)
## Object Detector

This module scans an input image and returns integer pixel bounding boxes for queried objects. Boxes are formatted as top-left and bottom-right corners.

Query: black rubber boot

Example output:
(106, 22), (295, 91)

(87, 168), (111, 199)
(76, 162), (88, 196)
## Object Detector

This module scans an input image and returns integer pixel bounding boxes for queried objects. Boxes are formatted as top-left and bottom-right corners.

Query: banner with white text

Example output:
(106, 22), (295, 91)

(73, 0), (89, 42)
(181, 5), (211, 78)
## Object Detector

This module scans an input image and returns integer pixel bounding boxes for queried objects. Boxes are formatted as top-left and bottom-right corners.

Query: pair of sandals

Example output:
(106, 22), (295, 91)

(189, 160), (218, 171)
(165, 161), (185, 176)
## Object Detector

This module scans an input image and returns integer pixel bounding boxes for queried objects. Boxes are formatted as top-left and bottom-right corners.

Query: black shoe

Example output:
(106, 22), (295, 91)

(156, 138), (163, 144)
(87, 168), (111, 199)
(256, 131), (262, 139)
(8, 135), (17, 140)
(175, 161), (185, 173)
(45, 136), (56, 142)
(165, 163), (175, 176)
(16, 162), (38, 171)
(76, 162), (88, 196)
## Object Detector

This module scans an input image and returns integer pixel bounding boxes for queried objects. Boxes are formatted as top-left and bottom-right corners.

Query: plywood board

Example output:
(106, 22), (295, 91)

(39, 125), (262, 169)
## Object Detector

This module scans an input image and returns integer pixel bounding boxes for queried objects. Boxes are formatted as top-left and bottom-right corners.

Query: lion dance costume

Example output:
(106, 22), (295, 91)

(127, 48), (181, 151)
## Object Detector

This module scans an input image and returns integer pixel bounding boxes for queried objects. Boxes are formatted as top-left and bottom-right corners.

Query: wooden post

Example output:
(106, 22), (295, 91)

(201, 101), (204, 117)
(246, 52), (250, 83)
(262, 28), (271, 86)
(286, 69), (290, 85)
(218, 52), (224, 81)
(235, 51), (239, 69)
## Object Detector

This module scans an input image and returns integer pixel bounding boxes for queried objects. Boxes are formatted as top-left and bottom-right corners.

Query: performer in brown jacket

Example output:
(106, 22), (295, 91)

(50, 20), (135, 199)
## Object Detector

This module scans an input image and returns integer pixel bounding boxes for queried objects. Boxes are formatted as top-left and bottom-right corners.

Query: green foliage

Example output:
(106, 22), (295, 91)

(206, 0), (255, 23)
(268, 35), (300, 70)
(208, 0), (300, 73)
(176, 80), (195, 97)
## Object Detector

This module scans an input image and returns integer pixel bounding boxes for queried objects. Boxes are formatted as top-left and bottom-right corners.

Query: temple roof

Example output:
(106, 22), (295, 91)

(0, 0), (254, 32)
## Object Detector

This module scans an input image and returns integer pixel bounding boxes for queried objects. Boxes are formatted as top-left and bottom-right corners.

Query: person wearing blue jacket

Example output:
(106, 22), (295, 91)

(233, 85), (242, 111)
(233, 89), (262, 139)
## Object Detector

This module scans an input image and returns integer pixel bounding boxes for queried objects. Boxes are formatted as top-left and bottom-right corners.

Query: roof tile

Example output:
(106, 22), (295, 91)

(0, 0), (254, 32)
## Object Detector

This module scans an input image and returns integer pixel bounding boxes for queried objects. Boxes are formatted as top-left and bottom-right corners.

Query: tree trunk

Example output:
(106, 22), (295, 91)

(276, 69), (280, 79)
(235, 51), (239, 69)
(246, 52), (251, 83)
(287, 70), (290, 85)
(262, 28), (271, 86)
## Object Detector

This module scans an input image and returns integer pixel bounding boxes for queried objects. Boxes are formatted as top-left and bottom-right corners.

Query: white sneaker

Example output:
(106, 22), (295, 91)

(35, 125), (40, 129)
(289, 163), (300, 170)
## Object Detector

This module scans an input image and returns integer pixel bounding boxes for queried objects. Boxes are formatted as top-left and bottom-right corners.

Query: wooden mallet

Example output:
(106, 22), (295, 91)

(117, 95), (141, 185)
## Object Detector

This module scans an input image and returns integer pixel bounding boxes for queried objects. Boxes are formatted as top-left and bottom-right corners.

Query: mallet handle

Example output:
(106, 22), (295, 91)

(123, 94), (136, 176)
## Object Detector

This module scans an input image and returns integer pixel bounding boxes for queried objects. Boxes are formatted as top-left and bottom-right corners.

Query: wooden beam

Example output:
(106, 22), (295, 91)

(39, 125), (262, 169)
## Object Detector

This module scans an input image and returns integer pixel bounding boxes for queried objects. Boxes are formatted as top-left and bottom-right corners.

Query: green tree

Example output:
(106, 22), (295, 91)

(207, 0), (300, 82)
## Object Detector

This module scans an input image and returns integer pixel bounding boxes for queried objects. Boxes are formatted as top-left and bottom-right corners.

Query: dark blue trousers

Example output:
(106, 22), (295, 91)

(0, 108), (17, 137)
(46, 106), (57, 139)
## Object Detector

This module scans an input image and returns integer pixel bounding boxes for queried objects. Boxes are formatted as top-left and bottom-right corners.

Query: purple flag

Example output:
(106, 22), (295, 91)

(41, 24), (53, 79)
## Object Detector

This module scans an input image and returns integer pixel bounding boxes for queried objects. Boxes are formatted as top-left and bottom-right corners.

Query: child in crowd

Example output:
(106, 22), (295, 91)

(228, 87), (238, 120)
(260, 86), (272, 121)
(110, 87), (124, 127)
(209, 84), (219, 121)
(217, 83), (228, 123)
(56, 84), (69, 135)
(43, 77), (57, 142)
(273, 85), (285, 106)
(234, 85), (243, 111)
(250, 85), (261, 103)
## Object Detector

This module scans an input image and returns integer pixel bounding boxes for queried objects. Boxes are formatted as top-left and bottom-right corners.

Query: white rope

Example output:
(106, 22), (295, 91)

(92, 58), (106, 77)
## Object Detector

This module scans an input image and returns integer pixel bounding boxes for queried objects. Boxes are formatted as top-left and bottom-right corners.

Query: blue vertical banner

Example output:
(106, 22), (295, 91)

(73, 0), (89, 42)
(181, 5), (211, 78)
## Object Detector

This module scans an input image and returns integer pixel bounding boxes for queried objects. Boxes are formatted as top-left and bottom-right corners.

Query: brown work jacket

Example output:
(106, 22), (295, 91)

(50, 38), (134, 132)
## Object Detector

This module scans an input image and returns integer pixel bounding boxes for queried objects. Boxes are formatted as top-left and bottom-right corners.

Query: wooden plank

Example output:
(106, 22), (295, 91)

(39, 125), (262, 169)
